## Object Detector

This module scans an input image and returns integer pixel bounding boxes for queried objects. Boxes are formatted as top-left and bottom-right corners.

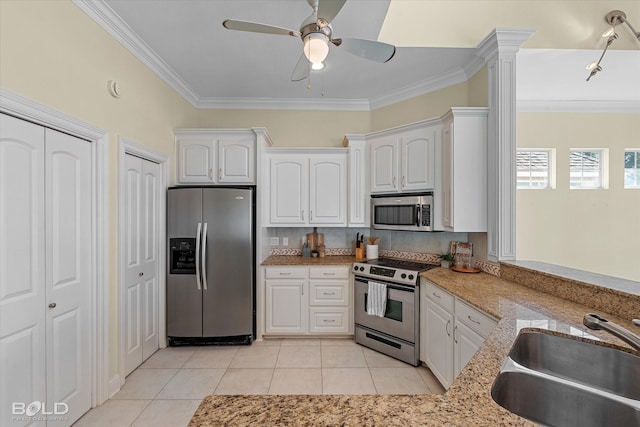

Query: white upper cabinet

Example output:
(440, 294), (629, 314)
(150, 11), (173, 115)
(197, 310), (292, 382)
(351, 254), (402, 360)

(440, 108), (489, 232)
(369, 120), (439, 194)
(309, 156), (347, 225)
(269, 154), (308, 225)
(343, 135), (368, 227)
(267, 149), (347, 226)
(219, 135), (255, 183)
(175, 129), (257, 184)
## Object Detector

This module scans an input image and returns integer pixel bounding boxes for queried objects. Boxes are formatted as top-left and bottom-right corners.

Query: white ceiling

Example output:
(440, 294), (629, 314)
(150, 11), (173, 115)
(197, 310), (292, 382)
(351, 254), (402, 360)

(76, 0), (640, 112)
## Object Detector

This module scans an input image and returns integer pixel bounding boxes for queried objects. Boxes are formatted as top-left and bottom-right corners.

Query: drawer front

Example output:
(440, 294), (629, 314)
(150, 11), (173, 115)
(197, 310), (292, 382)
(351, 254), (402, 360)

(309, 266), (350, 279)
(455, 299), (497, 338)
(265, 267), (308, 279)
(309, 307), (350, 333)
(309, 280), (349, 306)
(423, 281), (454, 312)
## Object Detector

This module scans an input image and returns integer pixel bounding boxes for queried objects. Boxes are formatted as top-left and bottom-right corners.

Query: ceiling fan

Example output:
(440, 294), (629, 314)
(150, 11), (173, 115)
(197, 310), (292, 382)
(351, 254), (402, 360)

(222, 0), (396, 82)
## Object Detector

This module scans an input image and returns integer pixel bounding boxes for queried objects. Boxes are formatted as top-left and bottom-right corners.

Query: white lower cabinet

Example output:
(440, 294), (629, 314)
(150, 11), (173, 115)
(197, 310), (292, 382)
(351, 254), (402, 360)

(265, 265), (351, 335)
(420, 279), (497, 389)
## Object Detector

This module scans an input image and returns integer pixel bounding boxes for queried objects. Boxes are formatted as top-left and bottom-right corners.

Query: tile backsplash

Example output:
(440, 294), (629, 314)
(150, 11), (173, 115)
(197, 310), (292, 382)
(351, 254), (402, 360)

(267, 227), (468, 254)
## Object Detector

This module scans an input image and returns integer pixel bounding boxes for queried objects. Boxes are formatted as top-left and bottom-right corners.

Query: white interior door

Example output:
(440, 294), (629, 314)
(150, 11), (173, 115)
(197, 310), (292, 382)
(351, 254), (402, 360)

(44, 128), (92, 426)
(124, 154), (159, 376)
(0, 114), (92, 426)
(0, 114), (47, 426)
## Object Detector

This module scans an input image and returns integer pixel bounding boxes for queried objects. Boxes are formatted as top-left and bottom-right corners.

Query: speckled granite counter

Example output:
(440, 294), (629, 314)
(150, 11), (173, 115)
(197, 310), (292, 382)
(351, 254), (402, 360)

(189, 266), (639, 426)
(261, 255), (357, 266)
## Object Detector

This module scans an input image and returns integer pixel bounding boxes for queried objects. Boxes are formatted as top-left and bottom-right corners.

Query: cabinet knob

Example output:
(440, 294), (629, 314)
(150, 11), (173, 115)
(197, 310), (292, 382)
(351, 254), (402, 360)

(49, 303), (57, 309)
(139, 272), (144, 277)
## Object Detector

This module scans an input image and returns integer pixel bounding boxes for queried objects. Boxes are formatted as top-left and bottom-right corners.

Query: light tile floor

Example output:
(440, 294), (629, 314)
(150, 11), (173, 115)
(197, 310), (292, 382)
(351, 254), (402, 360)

(74, 338), (445, 427)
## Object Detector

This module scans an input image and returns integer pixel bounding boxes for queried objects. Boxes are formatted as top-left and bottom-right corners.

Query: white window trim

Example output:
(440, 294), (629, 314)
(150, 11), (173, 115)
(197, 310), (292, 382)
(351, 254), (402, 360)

(569, 148), (609, 190)
(624, 148), (640, 189)
(516, 148), (556, 189)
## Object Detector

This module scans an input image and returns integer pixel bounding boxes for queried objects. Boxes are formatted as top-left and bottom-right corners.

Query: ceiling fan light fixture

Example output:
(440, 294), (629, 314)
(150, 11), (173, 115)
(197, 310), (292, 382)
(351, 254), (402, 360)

(311, 62), (325, 70)
(303, 32), (330, 64)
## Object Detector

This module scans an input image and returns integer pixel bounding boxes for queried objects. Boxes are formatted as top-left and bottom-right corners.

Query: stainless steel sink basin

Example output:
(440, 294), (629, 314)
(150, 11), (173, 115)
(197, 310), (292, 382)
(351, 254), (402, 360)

(508, 330), (640, 400)
(491, 330), (640, 427)
(492, 371), (640, 427)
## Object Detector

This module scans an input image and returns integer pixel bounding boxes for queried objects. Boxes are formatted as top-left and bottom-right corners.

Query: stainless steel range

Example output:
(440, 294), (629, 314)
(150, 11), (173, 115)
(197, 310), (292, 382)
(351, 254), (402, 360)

(352, 257), (439, 366)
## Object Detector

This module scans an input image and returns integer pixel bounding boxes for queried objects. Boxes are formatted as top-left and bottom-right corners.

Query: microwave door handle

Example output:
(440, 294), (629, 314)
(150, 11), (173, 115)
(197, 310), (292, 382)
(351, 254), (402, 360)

(416, 205), (421, 227)
(195, 222), (202, 291)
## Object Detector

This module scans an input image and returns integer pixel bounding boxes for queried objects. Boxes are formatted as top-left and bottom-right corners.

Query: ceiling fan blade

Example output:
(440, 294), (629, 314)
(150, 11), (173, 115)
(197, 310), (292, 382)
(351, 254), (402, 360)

(222, 19), (301, 37)
(291, 54), (310, 82)
(317, 0), (347, 23)
(334, 37), (396, 63)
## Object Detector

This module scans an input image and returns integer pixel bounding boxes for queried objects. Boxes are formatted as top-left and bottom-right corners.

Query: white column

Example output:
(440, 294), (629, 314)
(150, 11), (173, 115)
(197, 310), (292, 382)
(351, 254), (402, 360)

(477, 29), (534, 261)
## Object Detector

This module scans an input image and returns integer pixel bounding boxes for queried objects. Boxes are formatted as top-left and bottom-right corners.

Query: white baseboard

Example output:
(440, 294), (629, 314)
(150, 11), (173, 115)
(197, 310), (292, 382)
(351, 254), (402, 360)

(108, 374), (121, 399)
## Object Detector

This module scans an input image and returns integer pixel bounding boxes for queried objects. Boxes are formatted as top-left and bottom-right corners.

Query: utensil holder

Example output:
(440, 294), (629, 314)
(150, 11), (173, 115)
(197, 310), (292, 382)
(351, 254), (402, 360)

(366, 244), (378, 259)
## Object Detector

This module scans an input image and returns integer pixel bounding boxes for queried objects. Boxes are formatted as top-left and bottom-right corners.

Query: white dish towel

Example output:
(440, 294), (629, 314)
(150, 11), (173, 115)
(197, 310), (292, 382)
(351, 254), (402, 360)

(367, 281), (387, 317)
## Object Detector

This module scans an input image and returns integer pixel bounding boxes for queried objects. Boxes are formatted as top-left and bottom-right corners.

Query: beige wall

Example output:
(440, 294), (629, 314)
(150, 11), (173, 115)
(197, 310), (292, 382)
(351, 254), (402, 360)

(516, 113), (640, 282)
(195, 109), (370, 147)
(0, 0), (197, 379)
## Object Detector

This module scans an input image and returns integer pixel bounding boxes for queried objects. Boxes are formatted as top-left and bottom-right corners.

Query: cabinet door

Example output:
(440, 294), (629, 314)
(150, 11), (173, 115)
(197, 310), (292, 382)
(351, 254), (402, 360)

(309, 156), (346, 225)
(453, 320), (484, 379)
(441, 121), (453, 228)
(269, 155), (308, 225)
(177, 138), (216, 184)
(401, 127), (436, 191)
(219, 136), (254, 183)
(370, 137), (398, 193)
(346, 139), (367, 226)
(425, 299), (454, 389)
(265, 280), (307, 334)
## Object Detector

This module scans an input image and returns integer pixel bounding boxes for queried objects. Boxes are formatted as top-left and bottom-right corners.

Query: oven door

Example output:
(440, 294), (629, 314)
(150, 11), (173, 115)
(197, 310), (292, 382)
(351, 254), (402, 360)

(354, 276), (416, 343)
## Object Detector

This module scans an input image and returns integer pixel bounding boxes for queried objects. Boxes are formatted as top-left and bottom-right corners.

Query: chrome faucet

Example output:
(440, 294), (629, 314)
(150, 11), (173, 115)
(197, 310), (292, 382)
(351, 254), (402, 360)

(583, 313), (640, 352)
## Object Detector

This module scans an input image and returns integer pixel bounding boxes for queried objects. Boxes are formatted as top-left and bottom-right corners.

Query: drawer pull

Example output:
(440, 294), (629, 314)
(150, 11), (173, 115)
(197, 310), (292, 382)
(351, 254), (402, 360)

(279, 272), (292, 276)
(324, 319), (336, 323)
(323, 272), (336, 276)
(323, 292), (336, 296)
(467, 315), (481, 325)
(432, 292), (441, 299)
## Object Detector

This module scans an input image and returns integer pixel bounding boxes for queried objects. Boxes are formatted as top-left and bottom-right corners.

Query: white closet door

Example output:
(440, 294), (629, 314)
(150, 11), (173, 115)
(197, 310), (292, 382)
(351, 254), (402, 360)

(141, 160), (159, 361)
(124, 154), (159, 376)
(0, 114), (47, 426)
(45, 128), (92, 426)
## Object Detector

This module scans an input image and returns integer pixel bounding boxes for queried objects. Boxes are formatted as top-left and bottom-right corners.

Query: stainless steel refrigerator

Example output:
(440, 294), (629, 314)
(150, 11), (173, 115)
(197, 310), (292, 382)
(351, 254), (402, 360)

(167, 186), (255, 345)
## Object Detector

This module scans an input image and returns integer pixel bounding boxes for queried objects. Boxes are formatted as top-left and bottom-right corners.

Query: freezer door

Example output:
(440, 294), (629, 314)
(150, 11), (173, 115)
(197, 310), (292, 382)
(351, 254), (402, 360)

(202, 188), (254, 337)
(167, 188), (203, 337)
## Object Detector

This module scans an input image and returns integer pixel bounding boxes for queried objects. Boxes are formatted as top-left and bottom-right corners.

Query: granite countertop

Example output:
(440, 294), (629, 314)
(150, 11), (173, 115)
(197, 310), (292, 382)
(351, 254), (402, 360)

(261, 255), (358, 266)
(190, 266), (638, 426)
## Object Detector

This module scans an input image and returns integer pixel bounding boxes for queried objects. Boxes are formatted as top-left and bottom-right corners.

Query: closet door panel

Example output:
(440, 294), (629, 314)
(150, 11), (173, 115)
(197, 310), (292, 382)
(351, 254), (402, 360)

(45, 128), (92, 425)
(0, 114), (47, 426)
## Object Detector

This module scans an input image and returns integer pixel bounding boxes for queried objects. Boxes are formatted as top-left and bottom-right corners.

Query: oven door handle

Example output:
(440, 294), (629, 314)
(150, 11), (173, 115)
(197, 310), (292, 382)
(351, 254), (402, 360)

(355, 277), (415, 292)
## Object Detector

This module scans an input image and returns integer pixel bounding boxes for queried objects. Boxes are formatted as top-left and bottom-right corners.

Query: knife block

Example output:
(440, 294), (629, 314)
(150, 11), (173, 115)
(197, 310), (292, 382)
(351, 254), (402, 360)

(355, 245), (365, 260)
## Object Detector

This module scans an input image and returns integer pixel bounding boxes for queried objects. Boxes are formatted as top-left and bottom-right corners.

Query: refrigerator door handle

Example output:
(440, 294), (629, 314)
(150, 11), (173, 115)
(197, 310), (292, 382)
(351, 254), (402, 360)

(195, 222), (202, 290)
(201, 222), (208, 290)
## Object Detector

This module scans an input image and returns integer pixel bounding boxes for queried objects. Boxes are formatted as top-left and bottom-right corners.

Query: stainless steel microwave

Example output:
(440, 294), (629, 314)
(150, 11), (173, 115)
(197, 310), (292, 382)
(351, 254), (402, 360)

(371, 192), (433, 232)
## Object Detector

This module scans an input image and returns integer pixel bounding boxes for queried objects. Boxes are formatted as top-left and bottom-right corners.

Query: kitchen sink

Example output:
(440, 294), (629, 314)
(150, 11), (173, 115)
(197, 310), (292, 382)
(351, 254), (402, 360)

(491, 330), (640, 427)
(492, 371), (640, 427)
(508, 330), (640, 400)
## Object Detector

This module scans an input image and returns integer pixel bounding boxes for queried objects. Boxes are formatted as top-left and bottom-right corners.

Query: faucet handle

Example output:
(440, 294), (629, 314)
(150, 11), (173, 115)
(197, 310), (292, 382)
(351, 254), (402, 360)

(633, 319), (640, 327)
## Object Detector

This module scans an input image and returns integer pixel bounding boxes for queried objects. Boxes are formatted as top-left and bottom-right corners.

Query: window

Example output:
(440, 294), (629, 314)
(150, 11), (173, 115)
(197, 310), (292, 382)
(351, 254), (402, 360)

(517, 149), (555, 189)
(570, 149), (607, 189)
(624, 150), (640, 189)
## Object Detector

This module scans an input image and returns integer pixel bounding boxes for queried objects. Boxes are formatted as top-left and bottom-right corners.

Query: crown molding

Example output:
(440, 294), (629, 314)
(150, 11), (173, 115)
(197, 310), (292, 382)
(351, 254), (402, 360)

(517, 99), (640, 113)
(196, 97), (371, 111)
(368, 67), (469, 110)
(73, 0), (201, 107)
